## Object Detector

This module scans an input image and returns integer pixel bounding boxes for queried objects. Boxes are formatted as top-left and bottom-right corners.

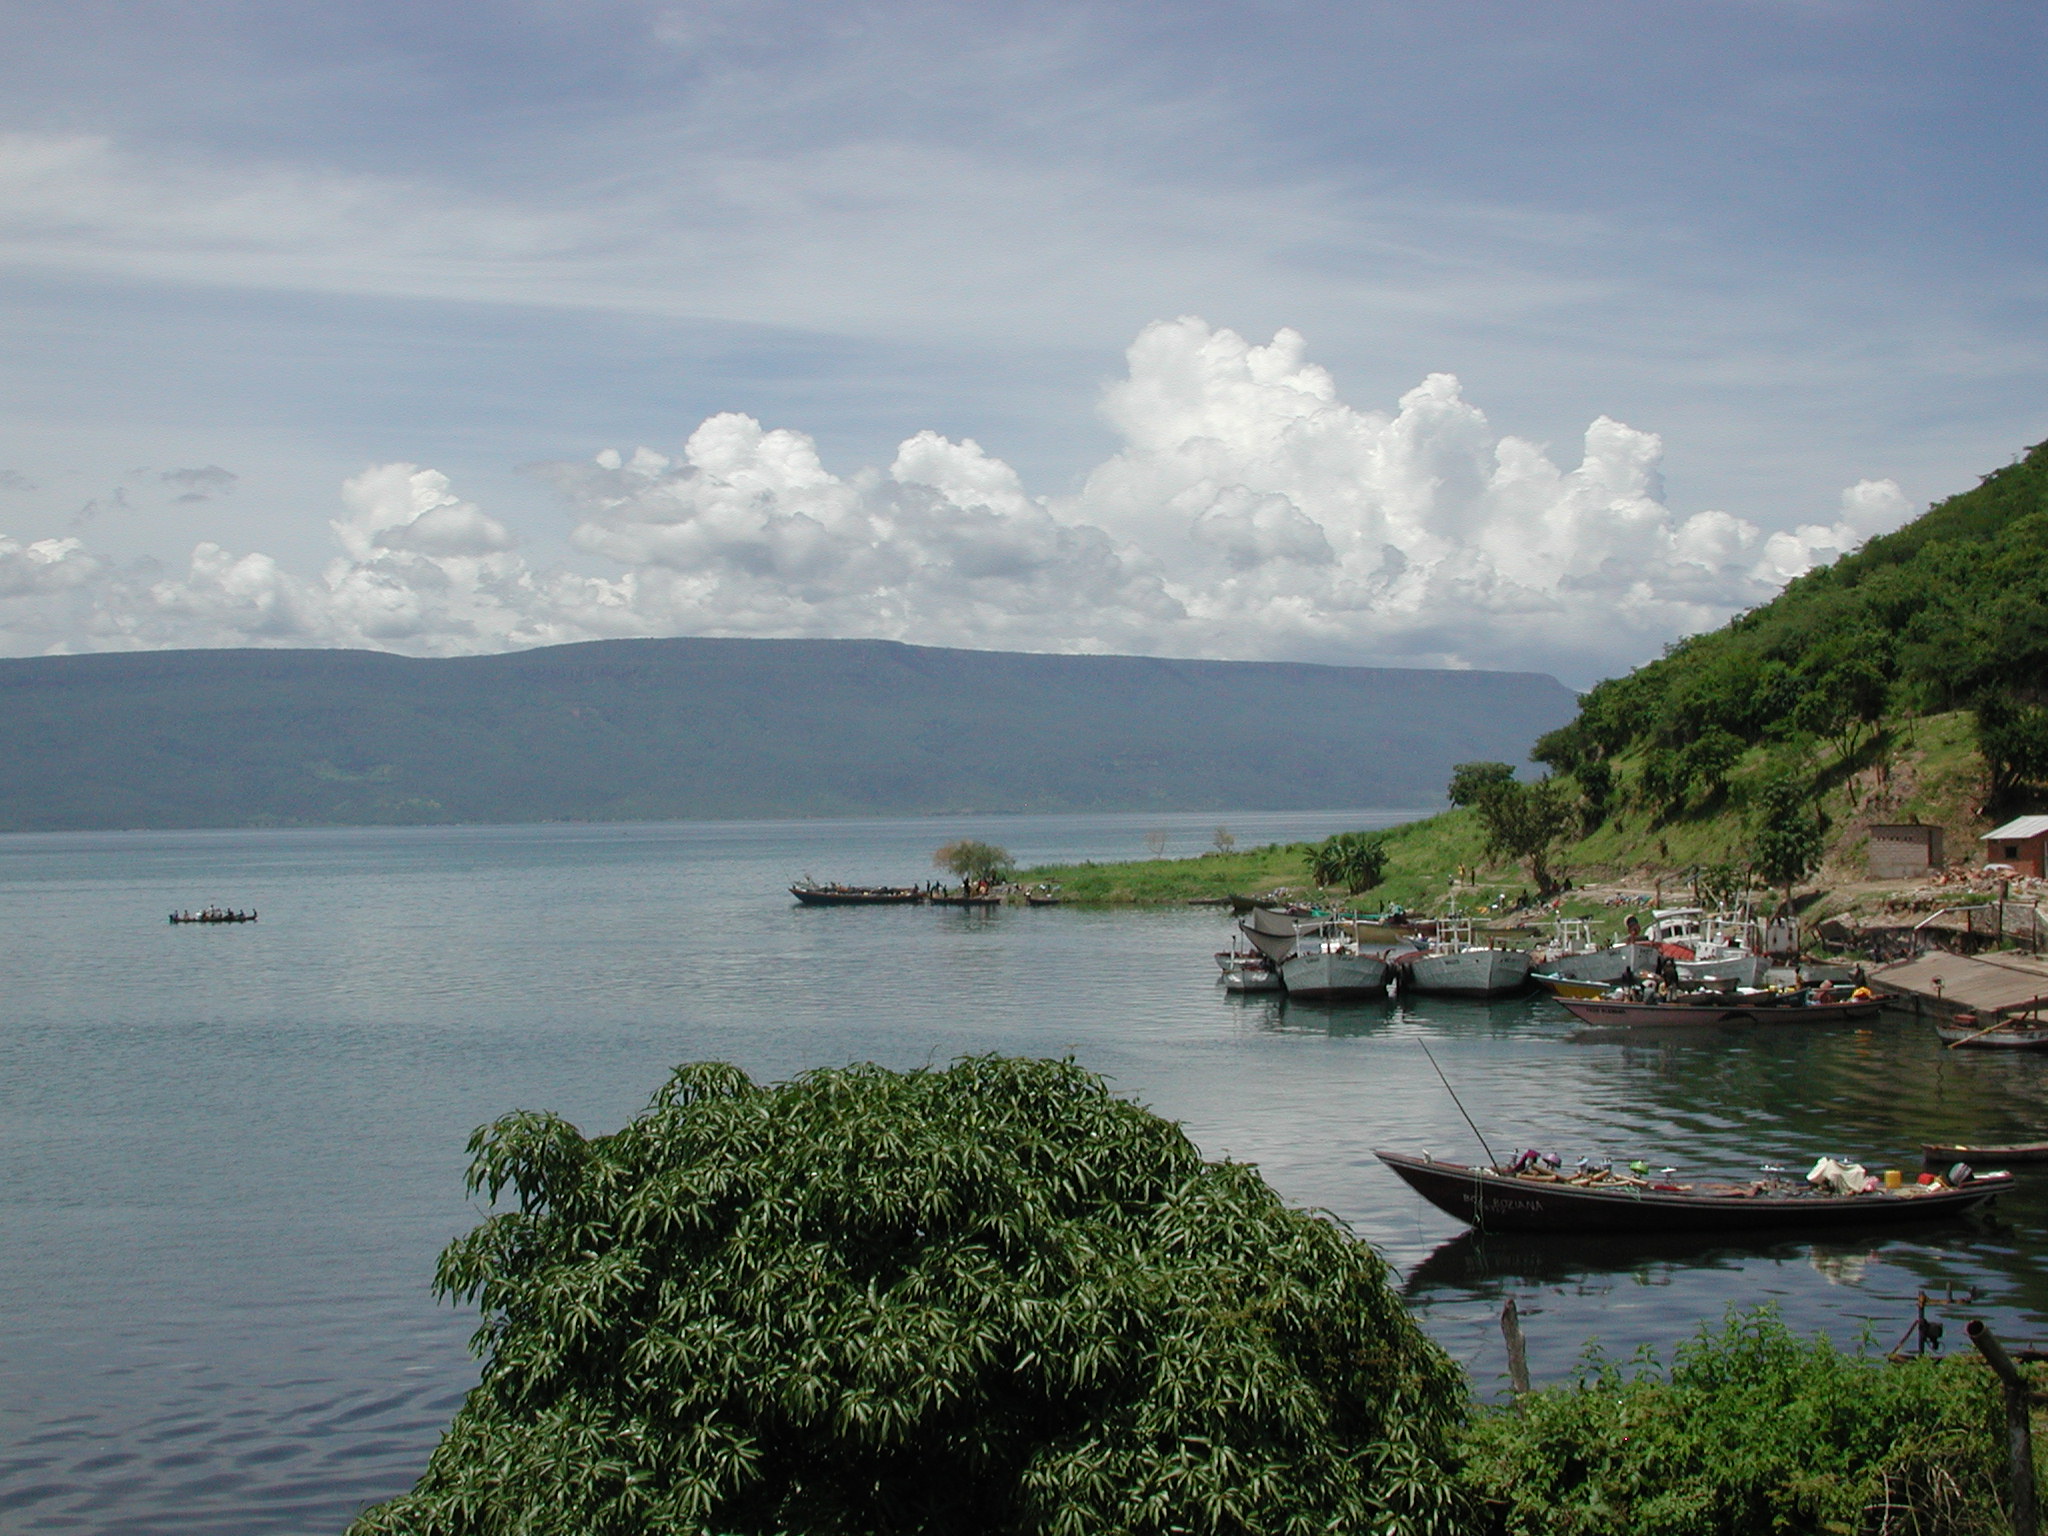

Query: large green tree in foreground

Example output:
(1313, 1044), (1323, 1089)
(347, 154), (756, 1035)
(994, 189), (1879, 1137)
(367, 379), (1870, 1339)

(351, 1056), (1468, 1536)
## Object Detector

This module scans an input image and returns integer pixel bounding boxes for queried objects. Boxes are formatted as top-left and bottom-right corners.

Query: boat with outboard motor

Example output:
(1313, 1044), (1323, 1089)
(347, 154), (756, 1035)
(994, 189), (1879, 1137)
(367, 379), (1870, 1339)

(1375, 1148), (2011, 1233)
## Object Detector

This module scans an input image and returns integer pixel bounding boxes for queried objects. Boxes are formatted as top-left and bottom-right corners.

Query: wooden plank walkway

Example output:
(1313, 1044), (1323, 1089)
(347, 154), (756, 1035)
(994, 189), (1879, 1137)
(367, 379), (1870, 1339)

(1871, 950), (2048, 1023)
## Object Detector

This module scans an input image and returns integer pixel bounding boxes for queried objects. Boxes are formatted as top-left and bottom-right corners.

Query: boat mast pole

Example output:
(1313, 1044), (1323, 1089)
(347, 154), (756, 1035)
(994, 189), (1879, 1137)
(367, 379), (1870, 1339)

(1418, 1040), (1502, 1169)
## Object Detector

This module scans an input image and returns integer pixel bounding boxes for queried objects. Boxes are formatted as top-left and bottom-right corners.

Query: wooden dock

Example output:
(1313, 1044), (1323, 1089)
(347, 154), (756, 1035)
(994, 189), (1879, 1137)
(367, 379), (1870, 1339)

(1870, 950), (2048, 1024)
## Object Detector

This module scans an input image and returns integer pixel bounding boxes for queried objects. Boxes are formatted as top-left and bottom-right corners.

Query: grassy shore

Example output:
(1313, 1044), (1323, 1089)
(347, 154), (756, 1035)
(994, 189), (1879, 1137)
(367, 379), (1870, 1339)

(1018, 809), (1496, 910)
(1019, 709), (2000, 927)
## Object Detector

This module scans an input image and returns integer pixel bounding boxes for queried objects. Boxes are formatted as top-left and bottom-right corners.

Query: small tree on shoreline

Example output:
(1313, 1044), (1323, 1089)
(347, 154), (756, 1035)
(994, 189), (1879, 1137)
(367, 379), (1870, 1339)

(933, 839), (1013, 883)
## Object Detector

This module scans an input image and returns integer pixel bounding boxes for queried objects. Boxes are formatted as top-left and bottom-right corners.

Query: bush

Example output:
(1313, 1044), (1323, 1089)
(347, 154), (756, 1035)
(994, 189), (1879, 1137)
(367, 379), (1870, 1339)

(1460, 1308), (2008, 1536)
(352, 1057), (1470, 1536)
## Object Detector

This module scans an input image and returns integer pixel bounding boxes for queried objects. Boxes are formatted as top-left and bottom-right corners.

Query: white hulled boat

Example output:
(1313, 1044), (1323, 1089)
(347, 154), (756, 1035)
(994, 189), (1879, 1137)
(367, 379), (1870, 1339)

(1279, 923), (1393, 1000)
(1646, 907), (1769, 988)
(1405, 915), (1535, 997)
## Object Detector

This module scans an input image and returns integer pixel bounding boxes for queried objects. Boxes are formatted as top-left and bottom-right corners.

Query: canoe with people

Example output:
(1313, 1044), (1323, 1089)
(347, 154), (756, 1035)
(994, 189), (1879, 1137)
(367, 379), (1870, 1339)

(788, 881), (927, 906)
(1557, 976), (1884, 1027)
(169, 907), (257, 924)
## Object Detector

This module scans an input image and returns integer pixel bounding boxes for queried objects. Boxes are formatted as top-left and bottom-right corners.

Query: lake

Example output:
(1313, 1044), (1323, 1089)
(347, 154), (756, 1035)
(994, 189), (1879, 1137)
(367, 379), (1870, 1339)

(2, 811), (2044, 1534)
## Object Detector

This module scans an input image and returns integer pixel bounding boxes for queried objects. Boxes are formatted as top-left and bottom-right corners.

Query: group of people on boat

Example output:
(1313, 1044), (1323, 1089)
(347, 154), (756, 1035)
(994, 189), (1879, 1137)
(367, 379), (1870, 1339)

(168, 906), (257, 924)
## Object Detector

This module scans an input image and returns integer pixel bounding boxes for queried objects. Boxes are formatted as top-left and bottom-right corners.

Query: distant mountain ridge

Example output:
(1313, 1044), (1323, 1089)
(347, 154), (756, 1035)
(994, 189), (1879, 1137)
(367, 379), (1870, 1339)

(0, 638), (1578, 832)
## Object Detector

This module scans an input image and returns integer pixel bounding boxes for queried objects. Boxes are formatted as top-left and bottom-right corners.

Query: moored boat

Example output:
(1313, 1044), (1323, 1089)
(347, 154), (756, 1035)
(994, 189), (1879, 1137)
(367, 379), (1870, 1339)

(1376, 1149), (2010, 1233)
(789, 882), (926, 906)
(1922, 1141), (2048, 1165)
(1403, 917), (1533, 997)
(1279, 940), (1390, 1000)
(1530, 971), (1611, 1000)
(1559, 993), (1884, 1027)
(1934, 1017), (2048, 1049)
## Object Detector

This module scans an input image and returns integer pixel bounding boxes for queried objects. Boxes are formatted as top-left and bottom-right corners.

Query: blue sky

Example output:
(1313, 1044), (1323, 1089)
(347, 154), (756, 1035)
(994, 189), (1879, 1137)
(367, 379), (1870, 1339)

(1, 1), (2042, 680)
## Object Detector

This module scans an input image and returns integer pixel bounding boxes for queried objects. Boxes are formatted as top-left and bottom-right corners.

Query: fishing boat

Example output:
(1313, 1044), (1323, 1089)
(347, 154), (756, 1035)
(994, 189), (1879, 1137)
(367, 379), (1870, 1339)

(1403, 916), (1533, 997)
(1934, 1017), (2048, 1049)
(1536, 916), (1661, 984)
(1559, 993), (1884, 1027)
(789, 882), (926, 905)
(1279, 922), (1393, 1000)
(1375, 1150), (2011, 1234)
(168, 908), (257, 924)
(1922, 1141), (2048, 1165)
(1220, 955), (1283, 993)
(1646, 907), (1770, 988)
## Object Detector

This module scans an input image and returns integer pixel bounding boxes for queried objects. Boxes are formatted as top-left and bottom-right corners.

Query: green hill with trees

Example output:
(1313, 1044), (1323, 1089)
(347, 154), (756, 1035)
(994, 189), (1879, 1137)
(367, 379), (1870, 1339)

(0, 638), (1577, 833)
(1026, 440), (2048, 909)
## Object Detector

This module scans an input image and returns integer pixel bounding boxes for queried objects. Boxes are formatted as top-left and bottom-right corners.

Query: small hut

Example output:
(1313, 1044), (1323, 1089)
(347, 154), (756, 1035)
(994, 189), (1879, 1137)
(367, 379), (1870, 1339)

(1981, 816), (2048, 879)
(1867, 824), (1945, 879)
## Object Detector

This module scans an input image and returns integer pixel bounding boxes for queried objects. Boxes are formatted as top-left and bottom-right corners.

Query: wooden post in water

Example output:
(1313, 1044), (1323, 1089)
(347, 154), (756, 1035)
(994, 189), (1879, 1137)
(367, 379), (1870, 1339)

(1500, 1296), (1531, 1400)
(1967, 1319), (2039, 1536)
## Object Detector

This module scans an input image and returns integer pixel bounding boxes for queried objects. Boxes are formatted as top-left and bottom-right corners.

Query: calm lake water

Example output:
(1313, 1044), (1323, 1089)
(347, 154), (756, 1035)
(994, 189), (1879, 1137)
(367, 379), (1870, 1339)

(3, 811), (2045, 1535)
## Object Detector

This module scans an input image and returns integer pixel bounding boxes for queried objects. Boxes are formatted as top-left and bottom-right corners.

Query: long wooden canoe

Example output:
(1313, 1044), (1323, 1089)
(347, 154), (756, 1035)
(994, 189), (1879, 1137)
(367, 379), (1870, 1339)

(1558, 995), (1885, 1028)
(1375, 1150), (2008, 1234)
(1922, 1141), (2048, 1165)
(789, 884), (926, 905)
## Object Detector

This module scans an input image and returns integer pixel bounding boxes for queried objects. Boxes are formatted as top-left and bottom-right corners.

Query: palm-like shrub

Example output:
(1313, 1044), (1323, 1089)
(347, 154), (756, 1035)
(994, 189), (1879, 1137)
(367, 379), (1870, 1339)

(351, 1057), (1468, 1536)
(1308, 831), (1390, 895)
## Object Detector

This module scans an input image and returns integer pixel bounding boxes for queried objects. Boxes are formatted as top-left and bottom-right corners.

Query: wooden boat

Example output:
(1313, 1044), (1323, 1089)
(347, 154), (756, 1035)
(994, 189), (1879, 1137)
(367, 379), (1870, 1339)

(1375, 1150), (2010, 1234)
(789, 883), (925, 906)
(1922, 1141), (2048, 1165)
(1558, 994), (1884, 1027)
(169, 908), (257, 924)
(1531, 971), (1611, 1001)
(1934, 1017), (2048, 1049)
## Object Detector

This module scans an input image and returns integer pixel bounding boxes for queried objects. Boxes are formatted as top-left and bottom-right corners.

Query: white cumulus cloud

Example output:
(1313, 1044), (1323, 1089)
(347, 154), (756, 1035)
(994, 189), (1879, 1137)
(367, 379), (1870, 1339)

(0, 321), (1915, 679)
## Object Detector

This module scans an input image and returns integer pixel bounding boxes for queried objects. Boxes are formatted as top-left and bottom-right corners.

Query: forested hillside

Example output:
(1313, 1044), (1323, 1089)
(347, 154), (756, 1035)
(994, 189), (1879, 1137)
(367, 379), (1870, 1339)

(1525, 439), (2048, 846)
(0, 638), (1577, 832)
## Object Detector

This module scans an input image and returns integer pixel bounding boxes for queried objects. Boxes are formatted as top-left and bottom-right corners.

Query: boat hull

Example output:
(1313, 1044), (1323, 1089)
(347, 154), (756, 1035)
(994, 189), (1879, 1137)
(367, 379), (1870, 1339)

(1674, 953), (1771, 988)
(1923, 1142), (2048, 1165)
(789, 886), (925, 905)
(1375, 1151), (2006, 1234)
(1406, 947), (1533, 997)
(1221, 963), (1283, 993)
(1531, 972), (1610, 1000)
(1559, 996), (1884, 1027)
(1935, 1021), (2048, 1049)
(1279, 951), (1388, 1000)
(1545, 944), (1660, 984)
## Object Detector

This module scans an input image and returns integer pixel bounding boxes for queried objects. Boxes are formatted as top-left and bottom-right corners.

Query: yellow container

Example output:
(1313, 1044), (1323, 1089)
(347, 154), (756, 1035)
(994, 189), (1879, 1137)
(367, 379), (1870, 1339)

(1884, 1168), (1903, 1188)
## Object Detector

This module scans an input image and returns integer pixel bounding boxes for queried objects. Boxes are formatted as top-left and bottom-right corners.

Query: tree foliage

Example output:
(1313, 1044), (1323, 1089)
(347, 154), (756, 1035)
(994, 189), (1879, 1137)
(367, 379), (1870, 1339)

(1448, 764), (1575, 896)
(1750, 774), (1828, 899)
(1547, 438), (2048, 820)
(932, 839), (1013, 882)
(1307, 830), (1390, 894)
(351, 1057), (1469, 1536)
